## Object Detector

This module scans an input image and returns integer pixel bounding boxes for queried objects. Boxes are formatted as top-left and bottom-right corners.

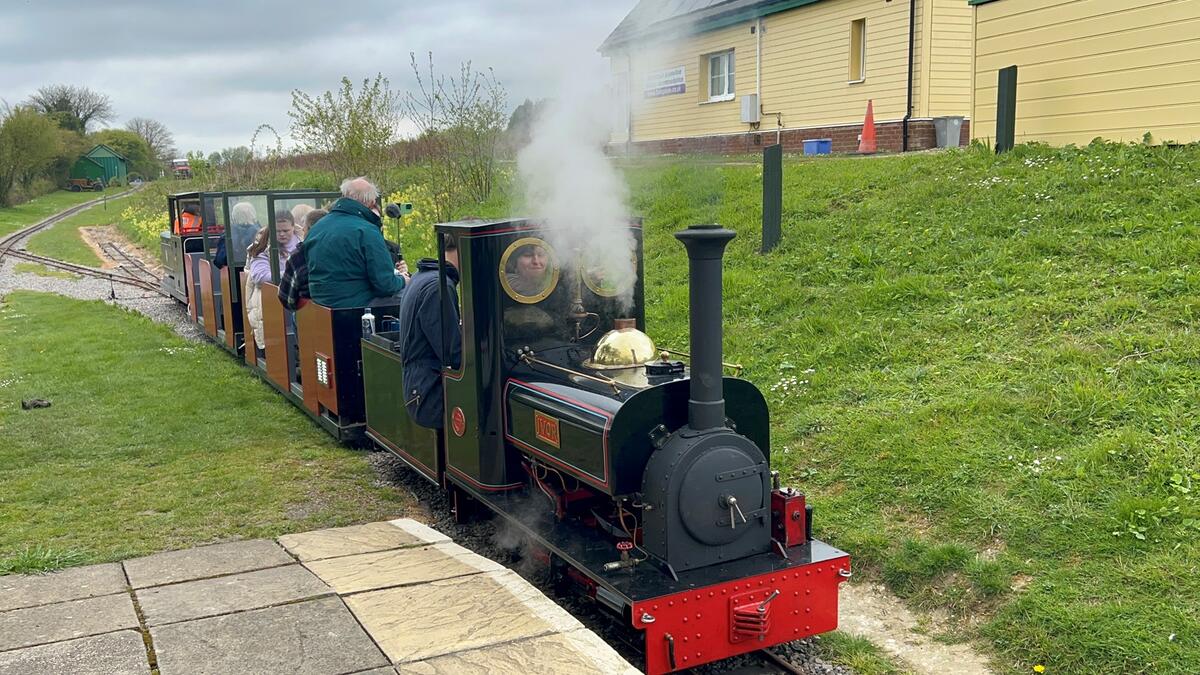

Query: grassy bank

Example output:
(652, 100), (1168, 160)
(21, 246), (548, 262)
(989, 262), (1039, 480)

(0, 292), (416, 574)
(619, 143), (1200, 674)
(25, 193), (134, 266)
(0, 189), (120, 238)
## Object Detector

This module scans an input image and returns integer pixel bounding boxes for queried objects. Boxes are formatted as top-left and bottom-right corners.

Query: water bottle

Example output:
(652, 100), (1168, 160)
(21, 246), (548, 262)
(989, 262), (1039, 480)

(361, 308), (376, 337)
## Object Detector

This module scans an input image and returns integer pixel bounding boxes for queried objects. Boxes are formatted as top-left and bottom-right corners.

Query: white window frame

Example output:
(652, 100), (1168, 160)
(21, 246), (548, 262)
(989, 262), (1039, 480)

(706, 49), (735, 102)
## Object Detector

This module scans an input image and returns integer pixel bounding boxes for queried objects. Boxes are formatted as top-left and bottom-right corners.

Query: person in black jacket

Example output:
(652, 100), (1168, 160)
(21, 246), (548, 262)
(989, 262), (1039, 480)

(396, 236), (461, 429)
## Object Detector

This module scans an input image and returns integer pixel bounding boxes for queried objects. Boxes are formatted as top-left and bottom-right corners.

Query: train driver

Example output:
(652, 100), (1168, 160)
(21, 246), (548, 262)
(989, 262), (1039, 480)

(175, 203), (202, 235)
(397, 236), (462, 430)
(302, 177), (409, 308)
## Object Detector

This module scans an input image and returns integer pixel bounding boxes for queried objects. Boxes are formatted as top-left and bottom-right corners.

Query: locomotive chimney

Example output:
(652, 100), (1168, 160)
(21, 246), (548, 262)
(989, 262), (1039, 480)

(674, 224), (736, 431)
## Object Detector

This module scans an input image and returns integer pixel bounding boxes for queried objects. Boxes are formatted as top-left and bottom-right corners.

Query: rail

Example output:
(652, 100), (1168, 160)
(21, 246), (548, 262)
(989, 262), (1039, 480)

(0, 189), (164, 295)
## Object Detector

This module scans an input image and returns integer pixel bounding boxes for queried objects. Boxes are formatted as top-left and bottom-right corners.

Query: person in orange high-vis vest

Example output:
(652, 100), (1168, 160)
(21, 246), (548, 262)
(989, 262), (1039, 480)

(175, 204), (202, 235)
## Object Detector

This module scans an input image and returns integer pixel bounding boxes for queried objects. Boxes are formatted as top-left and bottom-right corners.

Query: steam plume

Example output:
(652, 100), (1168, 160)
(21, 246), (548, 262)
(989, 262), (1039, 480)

(517, 84), (637, 311)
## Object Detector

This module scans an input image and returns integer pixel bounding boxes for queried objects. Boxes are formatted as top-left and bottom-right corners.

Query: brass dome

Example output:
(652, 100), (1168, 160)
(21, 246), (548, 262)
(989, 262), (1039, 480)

(587, 324), (657, 370)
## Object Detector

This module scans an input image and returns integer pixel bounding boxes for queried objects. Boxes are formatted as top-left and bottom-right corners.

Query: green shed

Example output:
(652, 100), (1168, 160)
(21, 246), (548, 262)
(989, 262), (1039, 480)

(76, 144), (129, 185)
(69, 155), (106, 183)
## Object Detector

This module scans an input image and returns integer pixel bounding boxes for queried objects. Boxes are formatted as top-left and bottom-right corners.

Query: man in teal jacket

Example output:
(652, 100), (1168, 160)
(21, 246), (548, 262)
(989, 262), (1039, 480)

(304, 177), (408, 308)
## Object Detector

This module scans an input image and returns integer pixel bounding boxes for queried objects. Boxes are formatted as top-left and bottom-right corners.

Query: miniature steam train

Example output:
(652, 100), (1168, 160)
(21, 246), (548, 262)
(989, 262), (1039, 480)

(161, 190), (850, 674)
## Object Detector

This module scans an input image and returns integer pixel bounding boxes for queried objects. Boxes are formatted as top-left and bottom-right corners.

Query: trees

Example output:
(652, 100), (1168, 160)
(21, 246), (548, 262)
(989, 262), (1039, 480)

(405, 53), (508, 221)
(206, 146), (253, 167)
(27, 85), (114, 134)
(125, 117), (176, 164)
(288, 74), (400, 178)
(0, 106), (64, 206)
(506, 98), (548, 151)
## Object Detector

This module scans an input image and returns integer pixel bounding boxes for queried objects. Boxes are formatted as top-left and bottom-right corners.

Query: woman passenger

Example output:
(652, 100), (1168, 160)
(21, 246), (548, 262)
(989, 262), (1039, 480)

(214, 202), (260, 269)
(506, 243), (551, 297)
(243, 211), (299, 353)
(291, 203), (314, 239)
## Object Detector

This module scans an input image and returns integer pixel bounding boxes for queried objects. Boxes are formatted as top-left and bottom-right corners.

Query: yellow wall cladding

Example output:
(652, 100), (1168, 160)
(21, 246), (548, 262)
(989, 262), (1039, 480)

(972, 0), (1200, 146)
(610, 0), (975, 144)
(624, 23), (757, 142)
(926, 0), (974, 118)
(761, 0), (919, 127)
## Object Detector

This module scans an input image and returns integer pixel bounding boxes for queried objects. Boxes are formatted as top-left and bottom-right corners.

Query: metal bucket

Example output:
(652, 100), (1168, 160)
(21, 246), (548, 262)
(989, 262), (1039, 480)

(934, 116), (964, 148)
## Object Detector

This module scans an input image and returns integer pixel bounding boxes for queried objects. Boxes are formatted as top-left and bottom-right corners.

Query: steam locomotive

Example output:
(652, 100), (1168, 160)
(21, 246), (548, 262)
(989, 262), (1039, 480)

(162, 190), (850, 674)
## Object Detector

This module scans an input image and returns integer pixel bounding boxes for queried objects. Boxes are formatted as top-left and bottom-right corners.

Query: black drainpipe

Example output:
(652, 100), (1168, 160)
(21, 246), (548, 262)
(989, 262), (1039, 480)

(902, 0), (916, 151)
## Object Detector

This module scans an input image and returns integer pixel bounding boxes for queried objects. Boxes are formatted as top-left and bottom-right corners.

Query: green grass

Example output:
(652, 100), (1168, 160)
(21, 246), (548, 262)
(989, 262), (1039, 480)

(817, 632), (910, 675)
(0, 291), (417, 572)
(0, 189), (120, 238)
(0, 546), (87, 575)
(12, 262), (80, 279)
(617, 142), (1200, 674)
(25, 194), (134, 266)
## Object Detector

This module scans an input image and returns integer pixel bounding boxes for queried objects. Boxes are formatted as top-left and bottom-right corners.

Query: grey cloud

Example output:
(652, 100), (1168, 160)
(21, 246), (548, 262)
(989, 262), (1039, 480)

(1, 1), (636, 154)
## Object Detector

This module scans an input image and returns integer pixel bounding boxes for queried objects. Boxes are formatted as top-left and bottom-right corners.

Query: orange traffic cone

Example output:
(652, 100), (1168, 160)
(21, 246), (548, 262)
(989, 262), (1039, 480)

(858, 99), (877, 154)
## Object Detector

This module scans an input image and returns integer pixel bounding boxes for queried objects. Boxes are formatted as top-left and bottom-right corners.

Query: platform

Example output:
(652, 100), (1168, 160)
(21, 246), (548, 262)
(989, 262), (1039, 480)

(0, 519), (639, 674)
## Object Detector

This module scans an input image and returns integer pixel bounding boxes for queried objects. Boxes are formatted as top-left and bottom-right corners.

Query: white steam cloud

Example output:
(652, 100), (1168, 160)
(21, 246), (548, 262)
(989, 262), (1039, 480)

(517, 83), (637, 312)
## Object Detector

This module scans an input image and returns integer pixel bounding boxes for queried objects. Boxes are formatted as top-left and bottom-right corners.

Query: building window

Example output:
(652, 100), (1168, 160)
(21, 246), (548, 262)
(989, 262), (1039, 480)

(849, 19), (866, 83)
(706, 49), (735, 102)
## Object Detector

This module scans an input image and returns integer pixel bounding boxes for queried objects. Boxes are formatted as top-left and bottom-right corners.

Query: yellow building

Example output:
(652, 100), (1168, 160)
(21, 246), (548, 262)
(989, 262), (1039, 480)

(971, 0), (1200, 147)
(601, 0), (975, 154)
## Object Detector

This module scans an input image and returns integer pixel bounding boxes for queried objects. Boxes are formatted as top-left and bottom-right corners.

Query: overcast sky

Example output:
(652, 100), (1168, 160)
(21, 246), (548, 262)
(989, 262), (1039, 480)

(0, 0), (638, 156)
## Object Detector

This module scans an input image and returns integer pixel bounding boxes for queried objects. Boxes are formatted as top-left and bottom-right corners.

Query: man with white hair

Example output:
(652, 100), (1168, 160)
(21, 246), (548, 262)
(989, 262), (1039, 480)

(302, 177), (408, 308)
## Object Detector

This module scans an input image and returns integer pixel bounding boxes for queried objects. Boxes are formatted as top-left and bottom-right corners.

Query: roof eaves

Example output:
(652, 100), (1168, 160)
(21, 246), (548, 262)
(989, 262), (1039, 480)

(600, 0), (824, 53)
(87, 143), (129, 162)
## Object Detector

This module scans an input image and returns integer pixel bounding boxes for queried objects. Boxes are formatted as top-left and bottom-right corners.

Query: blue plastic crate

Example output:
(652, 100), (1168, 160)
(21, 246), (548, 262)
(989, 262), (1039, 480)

(803, 138), (833, 155)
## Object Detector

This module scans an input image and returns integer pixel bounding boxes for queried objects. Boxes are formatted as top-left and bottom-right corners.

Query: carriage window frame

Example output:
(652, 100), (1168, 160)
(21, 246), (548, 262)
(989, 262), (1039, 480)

(499, 237), (560, 304)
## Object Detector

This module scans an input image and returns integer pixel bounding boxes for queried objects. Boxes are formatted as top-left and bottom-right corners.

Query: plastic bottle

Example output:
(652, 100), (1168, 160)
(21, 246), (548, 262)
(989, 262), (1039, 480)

(361, 307), (376, 337)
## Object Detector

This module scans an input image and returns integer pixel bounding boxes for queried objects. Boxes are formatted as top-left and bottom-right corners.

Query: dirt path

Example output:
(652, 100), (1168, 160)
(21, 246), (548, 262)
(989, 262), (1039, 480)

(839, 582), (994, 674)
(79, 225), (162, 273)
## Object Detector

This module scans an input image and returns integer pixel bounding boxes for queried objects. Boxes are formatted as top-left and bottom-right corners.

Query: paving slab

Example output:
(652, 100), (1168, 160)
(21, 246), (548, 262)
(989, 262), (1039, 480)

(0, 563), (127, 612)
(135, 563), (333, 626)
(304, 541), (502, 595)
(123, 539), (294, 589)
(151, 595), (387, 675)
(278, 520), (447, 562)
(0, 630), (148, 675)
(0, 592), (139, 651)
(345, 569), (582, 664)
(405, 629), (640, 675)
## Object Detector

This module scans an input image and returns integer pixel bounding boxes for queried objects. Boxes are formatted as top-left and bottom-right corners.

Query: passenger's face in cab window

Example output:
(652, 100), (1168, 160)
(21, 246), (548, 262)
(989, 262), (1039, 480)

(516, 246), (548, 281)
(275, 218), (294, 244)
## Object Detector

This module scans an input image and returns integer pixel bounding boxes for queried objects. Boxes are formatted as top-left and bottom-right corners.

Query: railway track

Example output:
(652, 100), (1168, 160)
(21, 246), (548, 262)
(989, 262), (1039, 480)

(99, 240), (159, 282)
(0, 189), (165, 295)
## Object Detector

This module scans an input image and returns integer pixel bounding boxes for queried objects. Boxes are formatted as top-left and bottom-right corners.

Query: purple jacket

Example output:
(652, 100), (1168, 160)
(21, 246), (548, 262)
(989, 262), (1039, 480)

(249, 236), (300, 285)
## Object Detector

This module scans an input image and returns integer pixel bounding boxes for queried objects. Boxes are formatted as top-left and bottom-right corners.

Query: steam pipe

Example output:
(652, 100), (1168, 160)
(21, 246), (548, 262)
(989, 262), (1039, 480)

(674, 224), (736, 431)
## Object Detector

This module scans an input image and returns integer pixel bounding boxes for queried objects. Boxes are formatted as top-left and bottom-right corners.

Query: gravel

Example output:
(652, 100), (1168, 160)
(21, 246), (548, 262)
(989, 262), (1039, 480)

(367, 452), (852, 675)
